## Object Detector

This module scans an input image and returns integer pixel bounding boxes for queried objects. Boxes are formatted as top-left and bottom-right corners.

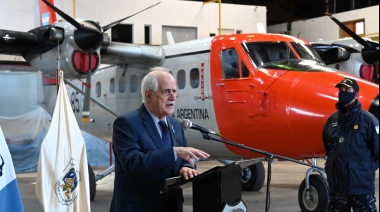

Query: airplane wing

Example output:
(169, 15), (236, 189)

(0, 27), (165, 71)
(100, 42), (165, 65)
(0, 54), (37, 72)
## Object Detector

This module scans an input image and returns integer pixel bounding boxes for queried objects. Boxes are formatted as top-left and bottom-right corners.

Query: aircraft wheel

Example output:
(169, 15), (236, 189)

(298, 174), (328, 212)
(241, 162), (265, 191)
(88, 164), (97, 201)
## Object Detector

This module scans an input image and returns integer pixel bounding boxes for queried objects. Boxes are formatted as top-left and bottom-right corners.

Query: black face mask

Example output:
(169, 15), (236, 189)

(338, 91), (356, 106)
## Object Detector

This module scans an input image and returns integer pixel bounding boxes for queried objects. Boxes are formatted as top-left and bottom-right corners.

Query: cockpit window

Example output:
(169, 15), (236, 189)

(242, 42), (297, 67)
(221, 48), (240, 79)
(220, 48), (250, 79)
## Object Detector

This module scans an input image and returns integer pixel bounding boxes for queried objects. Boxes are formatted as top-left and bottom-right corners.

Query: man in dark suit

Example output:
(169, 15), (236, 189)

(110, 67), (210, 212)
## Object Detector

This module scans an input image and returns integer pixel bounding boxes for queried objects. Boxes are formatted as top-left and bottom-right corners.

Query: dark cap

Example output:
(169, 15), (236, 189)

(335, 78), (359, 92)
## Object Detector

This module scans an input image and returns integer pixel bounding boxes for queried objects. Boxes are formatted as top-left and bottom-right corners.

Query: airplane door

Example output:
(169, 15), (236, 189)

(213, 47), (256, 127)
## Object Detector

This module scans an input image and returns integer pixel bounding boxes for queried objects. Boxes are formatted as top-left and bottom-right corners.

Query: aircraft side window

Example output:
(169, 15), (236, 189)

(110, 78), (115, 94)
(190, 68), (200, 88)
(96, 82), (101, 97)
(221, 48), (240, 79)
(119, 76), (126, 93)
(130, 75), (138, 93)
(177, 69), (186, 90)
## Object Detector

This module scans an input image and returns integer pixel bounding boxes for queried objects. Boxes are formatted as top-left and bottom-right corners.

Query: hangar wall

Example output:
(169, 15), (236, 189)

(2, 0), (377, 45)
(267, 5), (379, 42)
(0, 0), (266, 45)
(0, 0), (379, 45)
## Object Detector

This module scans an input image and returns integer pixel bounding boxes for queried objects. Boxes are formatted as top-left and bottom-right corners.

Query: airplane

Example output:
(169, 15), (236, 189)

(1, 0), (379, 211)
(311, 15), (379, 84)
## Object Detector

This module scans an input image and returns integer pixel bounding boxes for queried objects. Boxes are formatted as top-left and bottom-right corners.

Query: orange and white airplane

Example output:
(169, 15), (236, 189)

(1, 0), (379, 211)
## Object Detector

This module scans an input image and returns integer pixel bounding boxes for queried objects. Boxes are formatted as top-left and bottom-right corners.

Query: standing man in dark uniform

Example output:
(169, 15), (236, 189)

(323, 78), (379, 211)
(110, 67), (210, 212)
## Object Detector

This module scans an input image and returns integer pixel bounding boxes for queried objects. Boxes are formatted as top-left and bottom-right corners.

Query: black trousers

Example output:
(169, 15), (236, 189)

(327, 193), (377, 212)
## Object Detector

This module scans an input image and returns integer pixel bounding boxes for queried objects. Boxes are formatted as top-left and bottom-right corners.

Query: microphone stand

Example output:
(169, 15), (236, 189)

(200, 132), (324, 212)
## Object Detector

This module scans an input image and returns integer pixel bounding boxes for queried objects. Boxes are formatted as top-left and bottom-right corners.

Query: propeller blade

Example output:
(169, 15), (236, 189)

(82, 78), (91, 122)
(41, 0), (83, 30)
(82, 52), (92, 122)
(102, 2), (161, 32)
(328, 15), (371, 49)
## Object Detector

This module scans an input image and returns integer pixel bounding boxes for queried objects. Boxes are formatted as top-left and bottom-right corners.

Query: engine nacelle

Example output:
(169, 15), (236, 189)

(24, 19), (101, 79)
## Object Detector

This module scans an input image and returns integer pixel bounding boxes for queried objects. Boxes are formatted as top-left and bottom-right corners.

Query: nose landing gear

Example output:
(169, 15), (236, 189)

(298, 159), (329, 212)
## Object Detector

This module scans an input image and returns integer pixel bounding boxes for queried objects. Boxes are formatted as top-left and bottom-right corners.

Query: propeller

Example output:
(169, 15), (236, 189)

(42, 0), (103, 51)
(41, 0), (161, 121)
(42, 0), (161, 51)
(328, 15), (379, 83)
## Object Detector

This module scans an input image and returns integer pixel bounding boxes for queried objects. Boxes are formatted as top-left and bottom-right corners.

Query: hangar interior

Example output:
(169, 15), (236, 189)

(0, 0), (378, 172)
(0, 2), (378, 212)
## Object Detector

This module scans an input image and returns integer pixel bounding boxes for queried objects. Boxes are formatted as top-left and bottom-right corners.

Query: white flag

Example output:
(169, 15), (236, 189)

(35, 72), (91, 212)
(0, 126), (24, 212)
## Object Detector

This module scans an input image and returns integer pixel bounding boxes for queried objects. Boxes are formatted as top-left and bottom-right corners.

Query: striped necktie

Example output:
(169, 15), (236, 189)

(158, 120), (171, 148)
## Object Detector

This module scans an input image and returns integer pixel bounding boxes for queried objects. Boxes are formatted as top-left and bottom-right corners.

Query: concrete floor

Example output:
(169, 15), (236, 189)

(17, 159), (379, 212)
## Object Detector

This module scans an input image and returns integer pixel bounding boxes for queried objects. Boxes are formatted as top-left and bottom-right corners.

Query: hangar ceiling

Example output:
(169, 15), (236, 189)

(187, 0), (379, 26)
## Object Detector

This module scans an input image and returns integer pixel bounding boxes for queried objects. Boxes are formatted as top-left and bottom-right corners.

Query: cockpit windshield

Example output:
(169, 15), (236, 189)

(291, 42), (324, 64)
(242, 41), (325, 68)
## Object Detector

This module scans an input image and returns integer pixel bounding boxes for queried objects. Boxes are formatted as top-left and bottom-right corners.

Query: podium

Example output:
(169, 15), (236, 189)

(163, 159), (262, 212)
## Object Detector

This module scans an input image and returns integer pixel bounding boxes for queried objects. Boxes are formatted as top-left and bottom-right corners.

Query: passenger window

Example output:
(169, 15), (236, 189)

(119, 76), (126, 93)
(96, 82), (101, 97)
(130, 75), (138, 93)
(221, 48), (240, 79)
(177, 69), (186, 89)
(110, 78), (115, 94)
(190, 68), (200, 88)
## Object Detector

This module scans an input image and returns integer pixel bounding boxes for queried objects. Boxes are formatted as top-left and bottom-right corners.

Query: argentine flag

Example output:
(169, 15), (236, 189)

(0, 126), (24, 212)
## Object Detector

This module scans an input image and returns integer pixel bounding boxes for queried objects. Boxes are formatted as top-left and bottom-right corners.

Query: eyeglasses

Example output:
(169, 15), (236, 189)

(150, 89), (180, 98)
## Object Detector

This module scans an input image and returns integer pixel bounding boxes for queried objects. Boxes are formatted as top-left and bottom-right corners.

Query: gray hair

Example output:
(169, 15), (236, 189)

(141, 67), (171, 103)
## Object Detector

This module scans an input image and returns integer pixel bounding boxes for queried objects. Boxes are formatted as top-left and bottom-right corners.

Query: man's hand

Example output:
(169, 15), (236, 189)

(175, 147), (210, 167)
(179, 167), (200, 180)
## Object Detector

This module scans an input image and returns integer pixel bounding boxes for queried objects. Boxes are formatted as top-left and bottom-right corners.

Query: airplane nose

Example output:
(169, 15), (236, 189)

(369, 94), (379, 121)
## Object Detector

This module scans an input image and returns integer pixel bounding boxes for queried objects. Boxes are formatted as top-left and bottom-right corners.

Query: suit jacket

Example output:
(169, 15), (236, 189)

(110, 104), (191, 212)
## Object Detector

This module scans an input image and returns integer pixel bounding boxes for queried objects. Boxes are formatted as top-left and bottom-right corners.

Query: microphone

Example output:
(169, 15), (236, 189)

(181, 119), (216, 135)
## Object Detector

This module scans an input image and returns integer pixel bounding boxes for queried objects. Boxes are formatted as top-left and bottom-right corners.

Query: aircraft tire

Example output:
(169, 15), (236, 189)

(298, 174), (329, 212)
(88, 164), (97, 201)
(241, 162), (265, 191)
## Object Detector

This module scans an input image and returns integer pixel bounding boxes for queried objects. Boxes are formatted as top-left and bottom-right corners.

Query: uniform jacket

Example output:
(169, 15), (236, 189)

(322, 101), (379, 195)
(110, 104), (191, 212)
